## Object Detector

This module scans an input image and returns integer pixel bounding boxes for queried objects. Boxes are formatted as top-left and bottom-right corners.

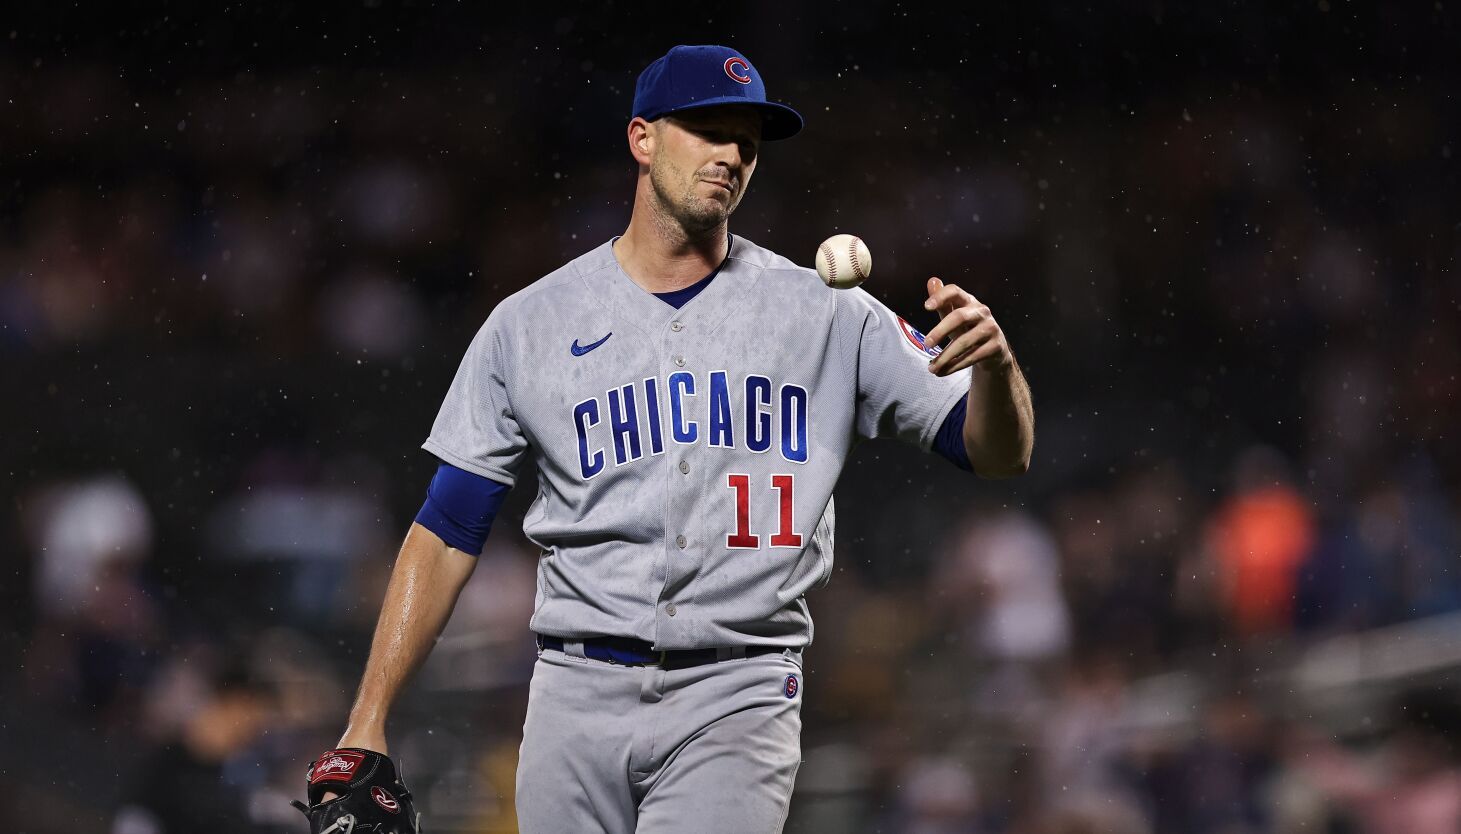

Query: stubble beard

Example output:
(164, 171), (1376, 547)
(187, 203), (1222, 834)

(649, 154), (743, 244)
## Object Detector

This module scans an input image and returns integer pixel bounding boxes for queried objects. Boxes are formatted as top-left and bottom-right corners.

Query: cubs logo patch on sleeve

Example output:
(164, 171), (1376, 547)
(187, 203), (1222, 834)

(896, 316), (943, 359)
(783, 674), (799, 699)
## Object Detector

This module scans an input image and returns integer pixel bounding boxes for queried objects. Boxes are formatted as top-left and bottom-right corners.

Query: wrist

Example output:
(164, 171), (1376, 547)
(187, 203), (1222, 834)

(975, 354), (1014, 378)
(336, 734), (388, 755)
(338, 717), (389, 753)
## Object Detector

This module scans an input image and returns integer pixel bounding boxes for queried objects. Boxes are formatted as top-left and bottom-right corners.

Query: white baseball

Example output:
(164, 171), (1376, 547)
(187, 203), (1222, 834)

(815, 233), (872, 290)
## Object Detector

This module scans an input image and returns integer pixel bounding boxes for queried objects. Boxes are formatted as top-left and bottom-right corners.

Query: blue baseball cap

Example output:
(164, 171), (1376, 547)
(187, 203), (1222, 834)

(632, 45), (804, 141)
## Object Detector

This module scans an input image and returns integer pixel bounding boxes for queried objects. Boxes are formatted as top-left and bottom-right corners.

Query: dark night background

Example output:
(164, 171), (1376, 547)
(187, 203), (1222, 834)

(4, 3), (1460, 832)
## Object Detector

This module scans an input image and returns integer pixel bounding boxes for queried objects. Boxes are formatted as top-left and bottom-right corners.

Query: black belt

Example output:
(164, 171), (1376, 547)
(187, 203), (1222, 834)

(537, 634), (791, 670)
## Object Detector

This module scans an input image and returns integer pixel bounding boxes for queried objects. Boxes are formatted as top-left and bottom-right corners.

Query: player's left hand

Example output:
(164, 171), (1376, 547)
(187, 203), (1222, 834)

(921, 277), (1013, 376)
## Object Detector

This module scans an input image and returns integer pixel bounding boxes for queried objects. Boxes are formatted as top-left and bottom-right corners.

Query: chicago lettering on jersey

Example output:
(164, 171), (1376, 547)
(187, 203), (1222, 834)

(572, 371), (809, 479)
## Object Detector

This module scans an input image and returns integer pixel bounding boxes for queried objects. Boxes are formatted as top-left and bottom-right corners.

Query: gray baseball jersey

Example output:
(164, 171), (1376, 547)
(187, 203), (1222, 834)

(423, 235), (971, 650)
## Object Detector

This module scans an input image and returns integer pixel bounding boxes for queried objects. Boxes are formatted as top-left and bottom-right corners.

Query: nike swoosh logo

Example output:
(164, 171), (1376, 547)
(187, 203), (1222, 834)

(570, 332), (612, 356)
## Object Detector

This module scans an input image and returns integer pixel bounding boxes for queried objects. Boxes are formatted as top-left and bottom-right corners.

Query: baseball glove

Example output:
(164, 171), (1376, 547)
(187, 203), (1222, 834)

(291, 748), (421, 834)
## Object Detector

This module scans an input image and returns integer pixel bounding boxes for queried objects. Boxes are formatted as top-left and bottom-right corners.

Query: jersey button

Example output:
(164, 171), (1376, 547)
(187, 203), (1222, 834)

(670, 321), (683, 332)
(665, 603), (678, 616)
(676, 535), (687, 549)
(678, 460), (690, 474)
(673, 355), (686, 367)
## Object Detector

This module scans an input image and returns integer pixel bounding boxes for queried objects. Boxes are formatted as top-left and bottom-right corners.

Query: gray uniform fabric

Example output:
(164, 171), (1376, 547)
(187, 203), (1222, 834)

(516, 645), (806, 834)
(424, 235), (971, 650)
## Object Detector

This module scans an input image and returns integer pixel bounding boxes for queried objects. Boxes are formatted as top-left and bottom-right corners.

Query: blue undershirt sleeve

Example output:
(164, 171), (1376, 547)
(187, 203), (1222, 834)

(414, 462), (512, 556)
(933, 395), (973, 472)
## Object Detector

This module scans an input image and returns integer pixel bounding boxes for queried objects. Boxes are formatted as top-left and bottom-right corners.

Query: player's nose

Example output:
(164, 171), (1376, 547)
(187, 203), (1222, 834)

(708, 139), (745, 170)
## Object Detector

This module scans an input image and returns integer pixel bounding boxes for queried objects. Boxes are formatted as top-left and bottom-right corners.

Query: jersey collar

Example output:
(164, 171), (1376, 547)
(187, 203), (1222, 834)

(576, 235), (768, 339)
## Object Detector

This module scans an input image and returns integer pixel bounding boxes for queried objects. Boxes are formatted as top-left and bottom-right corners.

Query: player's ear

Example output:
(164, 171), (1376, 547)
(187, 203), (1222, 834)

(627, 117), (654, 166)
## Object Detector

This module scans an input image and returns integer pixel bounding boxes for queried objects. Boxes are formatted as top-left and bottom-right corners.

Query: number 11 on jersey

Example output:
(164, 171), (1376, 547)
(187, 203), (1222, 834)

(726, 474), (803, 549)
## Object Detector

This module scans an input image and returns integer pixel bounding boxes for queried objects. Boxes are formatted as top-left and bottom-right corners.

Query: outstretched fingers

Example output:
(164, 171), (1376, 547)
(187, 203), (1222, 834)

(921, 301), (988, 356)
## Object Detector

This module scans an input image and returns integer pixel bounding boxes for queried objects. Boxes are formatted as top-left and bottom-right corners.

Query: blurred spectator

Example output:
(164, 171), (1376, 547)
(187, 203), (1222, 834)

(1140, 692), (1277, 834)
(112, 659), (283, 834)
(317, 264), (430, 358)
(1283, 687), (1461, 834)
(1038, 652), (1134, 806)
(1297, 471), (1461, 635)
(20, 474), (162, 716)
(933, 509), (1070, 717)
(204, 450), (393, 626)
(1202, 446), (1316, 636)
(27, 474), (153, 619)
(896, 755), (983, 834)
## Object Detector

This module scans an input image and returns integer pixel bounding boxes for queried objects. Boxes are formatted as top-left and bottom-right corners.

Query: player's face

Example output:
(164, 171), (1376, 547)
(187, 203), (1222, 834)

(649, 106), (762, 235)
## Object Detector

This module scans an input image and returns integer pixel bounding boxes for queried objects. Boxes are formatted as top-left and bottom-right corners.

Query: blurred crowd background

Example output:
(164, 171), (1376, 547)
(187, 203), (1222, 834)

(4, 4), (1460, 833)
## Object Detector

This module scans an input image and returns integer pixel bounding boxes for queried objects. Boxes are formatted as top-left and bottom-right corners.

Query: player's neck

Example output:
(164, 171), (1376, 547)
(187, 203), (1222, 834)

(615, 206), (728, 294)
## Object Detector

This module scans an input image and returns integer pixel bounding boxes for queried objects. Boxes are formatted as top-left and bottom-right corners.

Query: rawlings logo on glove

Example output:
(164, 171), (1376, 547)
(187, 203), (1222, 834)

(312, 751), (366, 782)
(371, 786), (401, 813)
(292, 748), (420, 834)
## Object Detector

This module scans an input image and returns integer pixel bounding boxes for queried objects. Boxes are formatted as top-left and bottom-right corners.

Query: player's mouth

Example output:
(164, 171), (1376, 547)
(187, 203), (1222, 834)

(701, 178), (736, 194)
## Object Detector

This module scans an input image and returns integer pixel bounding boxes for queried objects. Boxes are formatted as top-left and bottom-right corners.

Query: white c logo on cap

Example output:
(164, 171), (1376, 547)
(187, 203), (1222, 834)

(723, 57), (752, 84)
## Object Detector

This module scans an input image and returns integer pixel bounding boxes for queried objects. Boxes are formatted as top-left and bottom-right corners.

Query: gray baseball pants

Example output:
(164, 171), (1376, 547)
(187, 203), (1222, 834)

(516, 641), (805, 833)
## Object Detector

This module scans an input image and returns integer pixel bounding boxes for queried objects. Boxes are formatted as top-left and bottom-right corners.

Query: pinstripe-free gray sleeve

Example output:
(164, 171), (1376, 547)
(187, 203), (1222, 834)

(422, 306), (529, 486)
(845, 289), (971, 449)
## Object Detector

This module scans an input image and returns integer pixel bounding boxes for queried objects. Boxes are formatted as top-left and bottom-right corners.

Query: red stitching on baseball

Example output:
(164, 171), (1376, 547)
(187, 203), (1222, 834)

(820, 243), (837, 282)
(847, 237), (864, 279)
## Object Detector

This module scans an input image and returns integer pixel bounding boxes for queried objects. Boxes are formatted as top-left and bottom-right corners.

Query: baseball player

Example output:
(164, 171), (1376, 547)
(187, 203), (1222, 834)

(295, 44), (1034, 834)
